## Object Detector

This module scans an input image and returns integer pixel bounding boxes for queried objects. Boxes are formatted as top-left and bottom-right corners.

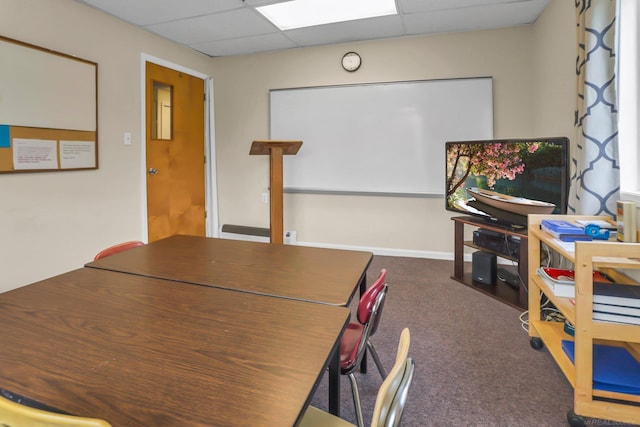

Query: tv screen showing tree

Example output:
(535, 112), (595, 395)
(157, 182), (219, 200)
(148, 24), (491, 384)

(445, 137), (570, 227)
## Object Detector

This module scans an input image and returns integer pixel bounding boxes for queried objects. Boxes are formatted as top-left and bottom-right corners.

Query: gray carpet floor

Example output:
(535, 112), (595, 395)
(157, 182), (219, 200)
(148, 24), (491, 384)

(309, 255), (640, 427)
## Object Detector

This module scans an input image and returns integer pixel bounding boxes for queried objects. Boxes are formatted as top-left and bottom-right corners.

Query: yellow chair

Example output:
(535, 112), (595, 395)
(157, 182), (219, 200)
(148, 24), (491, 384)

(300, 328), (415, 427)
(0, 395), (111, 427)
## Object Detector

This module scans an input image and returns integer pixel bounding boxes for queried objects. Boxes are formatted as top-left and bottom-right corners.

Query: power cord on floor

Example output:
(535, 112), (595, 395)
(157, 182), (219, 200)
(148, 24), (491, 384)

(519, 243), (563, 333)
(519, 294), (565, 333)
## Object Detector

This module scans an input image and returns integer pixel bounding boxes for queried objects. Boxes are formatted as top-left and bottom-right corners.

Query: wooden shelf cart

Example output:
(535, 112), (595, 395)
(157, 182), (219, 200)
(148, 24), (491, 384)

(528, 214), (640, 426)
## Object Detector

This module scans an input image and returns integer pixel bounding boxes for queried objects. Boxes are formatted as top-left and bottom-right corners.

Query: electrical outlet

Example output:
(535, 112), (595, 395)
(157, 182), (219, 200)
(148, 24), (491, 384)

(284, 230), (297, 245)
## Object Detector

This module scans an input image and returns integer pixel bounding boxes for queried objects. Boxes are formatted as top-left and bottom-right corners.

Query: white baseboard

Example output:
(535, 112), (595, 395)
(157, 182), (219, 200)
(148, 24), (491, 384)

(296, 240), (515, 265)
(219, 223), (511, 264)
(296, 240), (455, 261)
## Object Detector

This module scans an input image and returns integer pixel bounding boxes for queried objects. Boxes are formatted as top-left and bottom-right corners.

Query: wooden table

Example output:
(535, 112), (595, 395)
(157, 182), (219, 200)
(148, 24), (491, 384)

(86, 235), (372, 306)
(0, 268), (350, 427)
(86, 235), (373, 416)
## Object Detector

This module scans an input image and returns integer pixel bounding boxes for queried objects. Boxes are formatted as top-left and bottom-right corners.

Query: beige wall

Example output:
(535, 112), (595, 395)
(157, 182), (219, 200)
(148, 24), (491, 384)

(0, 0), (575, 291)
(0, 0), (211, 291)
(531, 0), (576, 139)
(210, 0), (575, 257)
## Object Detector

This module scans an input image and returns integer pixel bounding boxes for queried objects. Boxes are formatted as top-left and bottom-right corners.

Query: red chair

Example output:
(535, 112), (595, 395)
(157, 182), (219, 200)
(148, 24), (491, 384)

(355, 268), (388, 379)
(340, 281), (388, 427)
(93, 241), (144, 261)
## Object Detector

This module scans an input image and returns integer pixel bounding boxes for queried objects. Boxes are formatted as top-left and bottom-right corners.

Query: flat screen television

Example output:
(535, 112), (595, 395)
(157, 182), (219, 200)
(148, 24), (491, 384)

(445, 137), (570, 229)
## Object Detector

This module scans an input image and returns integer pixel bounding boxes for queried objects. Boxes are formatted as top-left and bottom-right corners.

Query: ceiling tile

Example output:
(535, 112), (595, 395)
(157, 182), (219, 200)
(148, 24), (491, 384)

(243, 0), (291, 5)
(400, 0), (544, 14)
(75, 0), (551, 57)
(144, 8), (278, 45)
(285, 14), (405, 47)
(404, 1), (550, 35)
(192, 33), (298, 57)
(80, 0), (244, 26)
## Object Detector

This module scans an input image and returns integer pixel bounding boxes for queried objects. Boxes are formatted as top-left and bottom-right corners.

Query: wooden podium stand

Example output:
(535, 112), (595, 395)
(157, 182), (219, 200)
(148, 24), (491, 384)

(250, 140), (302, 244)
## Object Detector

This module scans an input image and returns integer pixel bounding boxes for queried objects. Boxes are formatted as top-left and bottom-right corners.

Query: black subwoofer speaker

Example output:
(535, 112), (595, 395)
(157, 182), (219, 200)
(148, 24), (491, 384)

(472, 251), (497, 284)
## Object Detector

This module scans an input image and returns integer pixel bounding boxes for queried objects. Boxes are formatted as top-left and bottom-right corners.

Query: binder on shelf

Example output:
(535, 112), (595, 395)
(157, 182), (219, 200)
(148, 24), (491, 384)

(562, 340), (640, 395)
(541, 219), (584, 234)
(540, 219), (591, 242)
(617, 200), (638, 243)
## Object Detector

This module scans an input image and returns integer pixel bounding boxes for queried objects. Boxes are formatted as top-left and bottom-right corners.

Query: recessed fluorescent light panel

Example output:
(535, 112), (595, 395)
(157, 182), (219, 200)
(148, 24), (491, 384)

(257, 0), (398, 31)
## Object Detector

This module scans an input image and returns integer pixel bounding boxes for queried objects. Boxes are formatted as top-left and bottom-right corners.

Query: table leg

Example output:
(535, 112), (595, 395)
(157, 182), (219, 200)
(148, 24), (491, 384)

(328, 344), (340, 416)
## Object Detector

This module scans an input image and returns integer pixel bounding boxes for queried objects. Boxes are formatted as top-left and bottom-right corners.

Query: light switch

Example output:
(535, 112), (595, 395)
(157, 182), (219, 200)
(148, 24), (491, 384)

(124, 132), (132, 145)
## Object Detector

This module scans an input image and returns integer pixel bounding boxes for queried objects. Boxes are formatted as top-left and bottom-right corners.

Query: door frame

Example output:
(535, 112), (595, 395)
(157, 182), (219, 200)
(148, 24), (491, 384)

(139, 53), (219, 239)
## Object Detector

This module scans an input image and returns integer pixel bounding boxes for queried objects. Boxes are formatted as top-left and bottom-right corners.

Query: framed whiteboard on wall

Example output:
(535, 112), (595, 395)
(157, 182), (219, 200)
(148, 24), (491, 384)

(270, 77), (493, 197)
(0, 35), (98, 173)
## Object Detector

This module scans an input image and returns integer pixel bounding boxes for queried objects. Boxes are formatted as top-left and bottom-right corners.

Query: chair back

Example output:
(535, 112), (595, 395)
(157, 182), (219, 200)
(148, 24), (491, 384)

(93, 241), (144, 261)
(356, 268), (387, 325)
(371, 328), (415, 427)
(0, 395), (111, 427)
(346, 284), (388, 372)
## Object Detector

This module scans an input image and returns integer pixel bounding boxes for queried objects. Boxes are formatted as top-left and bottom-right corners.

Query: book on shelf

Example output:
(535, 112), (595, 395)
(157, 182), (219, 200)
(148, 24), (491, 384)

(594, 302), (640, 317)
(562, 340), (640, 395)
(568, 300), (640, 325)
(592, 311), (640, 326)
(537, 267), (611, 298)
(617, 200), (638, 242)
(540, 219), (591, 242)
(541, 219), (583, 233)
(537, 268), (575, 297)
(593, 282), (640, 308)
(552, 233), (593, 242)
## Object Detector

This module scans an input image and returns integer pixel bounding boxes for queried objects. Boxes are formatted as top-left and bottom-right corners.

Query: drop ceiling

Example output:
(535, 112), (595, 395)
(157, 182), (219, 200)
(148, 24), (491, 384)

(75, 0), (551, 57)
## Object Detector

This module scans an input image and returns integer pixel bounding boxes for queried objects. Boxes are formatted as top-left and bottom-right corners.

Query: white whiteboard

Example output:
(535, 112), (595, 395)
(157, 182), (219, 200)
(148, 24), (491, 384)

(270, 77), (493, 196)
(0, 37), (97, 131)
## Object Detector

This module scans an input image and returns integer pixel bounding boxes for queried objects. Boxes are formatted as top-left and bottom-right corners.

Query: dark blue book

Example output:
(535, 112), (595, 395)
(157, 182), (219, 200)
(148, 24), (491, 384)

(594, 282), (640, 308)
(556, 234), (593, 242)
(562, 340), (640, 395)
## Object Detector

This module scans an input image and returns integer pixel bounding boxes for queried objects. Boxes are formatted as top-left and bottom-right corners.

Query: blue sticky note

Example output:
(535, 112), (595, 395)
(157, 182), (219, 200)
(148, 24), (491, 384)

(0, 125), (10, 148)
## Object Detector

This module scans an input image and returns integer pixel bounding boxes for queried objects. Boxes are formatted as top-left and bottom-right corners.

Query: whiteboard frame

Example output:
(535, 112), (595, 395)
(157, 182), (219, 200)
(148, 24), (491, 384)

(270, 77), (493, 197)
(0, 35), (98, 173)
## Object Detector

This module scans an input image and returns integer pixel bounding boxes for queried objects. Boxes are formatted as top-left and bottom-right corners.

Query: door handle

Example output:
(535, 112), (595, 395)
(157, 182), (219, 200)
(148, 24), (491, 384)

(148, 168), (159, 175)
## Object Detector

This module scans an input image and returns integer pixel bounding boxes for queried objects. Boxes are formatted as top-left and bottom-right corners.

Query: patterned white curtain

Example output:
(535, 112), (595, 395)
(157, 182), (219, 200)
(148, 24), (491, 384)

(569, 0), (619, 216)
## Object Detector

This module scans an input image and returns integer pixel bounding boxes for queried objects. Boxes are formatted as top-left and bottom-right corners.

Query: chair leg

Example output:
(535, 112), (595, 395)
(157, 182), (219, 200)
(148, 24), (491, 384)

(367, 341), (387, 379)
(347, 372), (365, 427)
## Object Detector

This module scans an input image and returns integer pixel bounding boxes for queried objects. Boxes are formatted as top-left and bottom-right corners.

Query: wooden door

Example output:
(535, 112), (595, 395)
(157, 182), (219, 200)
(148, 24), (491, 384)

(146, 62), (205, 242)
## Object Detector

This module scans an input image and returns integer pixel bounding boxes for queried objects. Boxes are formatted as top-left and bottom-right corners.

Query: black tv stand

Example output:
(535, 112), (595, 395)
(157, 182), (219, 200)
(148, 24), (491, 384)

(451, 216), (528, 310)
